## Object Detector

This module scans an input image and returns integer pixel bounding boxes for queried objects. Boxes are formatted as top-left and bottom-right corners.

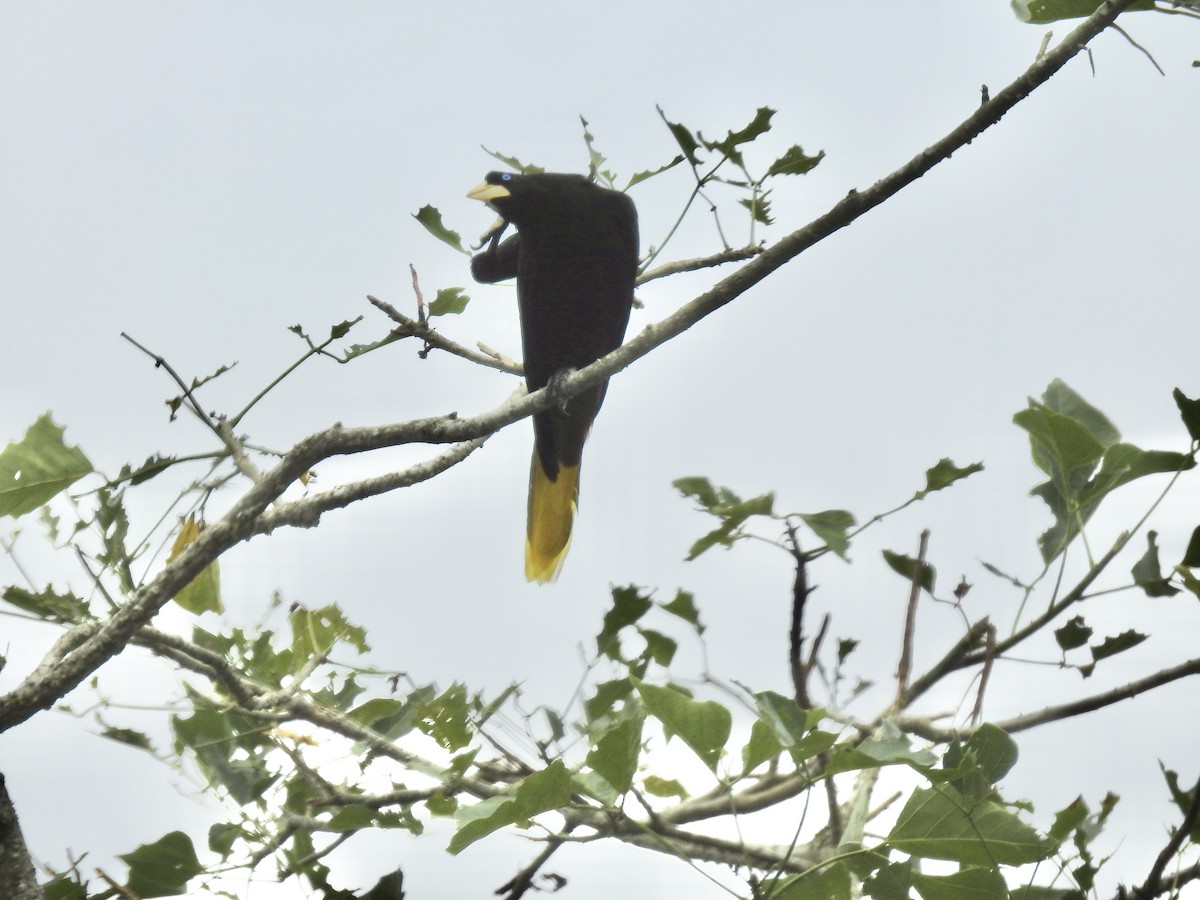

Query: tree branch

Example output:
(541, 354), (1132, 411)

(0, 0), (1139, 735)
(0, 773), (38, 900)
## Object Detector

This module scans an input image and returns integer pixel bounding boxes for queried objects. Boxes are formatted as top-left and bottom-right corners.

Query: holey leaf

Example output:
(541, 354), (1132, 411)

(634, 679), (731, 773)
(0, 414), (93, 518)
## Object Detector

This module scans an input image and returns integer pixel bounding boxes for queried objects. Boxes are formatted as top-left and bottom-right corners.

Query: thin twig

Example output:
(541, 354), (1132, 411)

(1135, 774), (1200, 898)
(970, 622), (996, 726)
(1111, 23), (1166, 75)
(496, 831), (573, 900)
(368, 295), (522, 375)
(410, 263), (427, 323)
(120, 332), (220, 435)
(894, 530), (930, 708)
(786, 522), (810, 707)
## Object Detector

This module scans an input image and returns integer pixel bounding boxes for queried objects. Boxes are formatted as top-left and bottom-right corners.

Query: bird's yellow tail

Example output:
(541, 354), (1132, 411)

(525, 457), (579, 583)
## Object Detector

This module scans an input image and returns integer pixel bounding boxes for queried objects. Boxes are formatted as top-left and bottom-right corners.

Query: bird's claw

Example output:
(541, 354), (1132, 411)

(545, 368), (577, 413)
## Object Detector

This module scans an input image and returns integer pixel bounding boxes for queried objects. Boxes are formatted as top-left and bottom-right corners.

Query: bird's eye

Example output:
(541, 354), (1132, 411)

(500, 173), (512, 182)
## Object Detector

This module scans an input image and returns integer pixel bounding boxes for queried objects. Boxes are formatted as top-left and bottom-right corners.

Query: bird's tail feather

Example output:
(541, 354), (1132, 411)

(525, 456), (579, 583)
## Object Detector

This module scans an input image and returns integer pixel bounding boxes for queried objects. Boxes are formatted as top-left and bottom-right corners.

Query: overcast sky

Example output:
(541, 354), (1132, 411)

(2, 4), (1199, 898)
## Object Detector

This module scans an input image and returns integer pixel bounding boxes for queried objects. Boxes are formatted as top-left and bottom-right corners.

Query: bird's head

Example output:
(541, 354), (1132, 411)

(466, 170), (519, 207)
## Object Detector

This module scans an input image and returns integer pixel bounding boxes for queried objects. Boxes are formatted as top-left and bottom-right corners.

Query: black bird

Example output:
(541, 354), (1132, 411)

(467, 171), (638, 582)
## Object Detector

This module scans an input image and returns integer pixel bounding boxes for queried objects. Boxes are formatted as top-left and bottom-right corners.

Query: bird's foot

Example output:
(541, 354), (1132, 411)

(545, 368), (578, 413)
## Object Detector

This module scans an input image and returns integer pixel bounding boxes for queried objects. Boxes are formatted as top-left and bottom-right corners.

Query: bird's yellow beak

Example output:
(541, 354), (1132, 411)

(467, 181), (511, 202)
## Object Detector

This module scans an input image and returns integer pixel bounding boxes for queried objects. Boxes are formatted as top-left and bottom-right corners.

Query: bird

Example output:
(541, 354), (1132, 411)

(467, 171), (638, 582)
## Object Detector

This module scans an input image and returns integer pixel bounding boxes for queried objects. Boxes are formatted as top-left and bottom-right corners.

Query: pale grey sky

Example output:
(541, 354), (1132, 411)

(2, 4), (1199, 898)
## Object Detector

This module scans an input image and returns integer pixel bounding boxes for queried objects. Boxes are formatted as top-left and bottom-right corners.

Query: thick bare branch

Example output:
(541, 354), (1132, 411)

(0, 773), (38, 900)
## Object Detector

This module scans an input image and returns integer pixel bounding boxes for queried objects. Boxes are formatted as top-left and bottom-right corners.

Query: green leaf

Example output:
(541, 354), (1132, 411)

(572, 770), (617, 806)
(2, 586), (89, 623)
(701, 106), (775, 166)
(291, 605), (369, 661)
(887, 785), (1052, 865)
(741, 718), (784, 774)
(739, 194), (774, 226)
(328, 318), (359, 340)
(753, 690), (824, 748)
(766, 145), (825, 177)
(1182, 525), (1200, 568)
(1012, 0), (1155, 25)
(100, 725), (155, 752)
(917, 458), (985, 498)
(863, 860), (913, 900)
(883, 549), (935, 594)
(448, 759), (573, 853)
(1160, 763), (1200, 841)
(963, 723), (1018, 785)
(326, 804), (378, 831)
(837, 638), (859, 663)
(624, 154), (685, 190)
(673, 475), (723, 508)
(416, 682), (472, 751)
(481, 147), (544, 174)
(208, 822), (243, 857)
(0, 414), (93, 518)
(634, 679), (731, 773)
(679, 481), (775, 560)
(41, 873), (90, 900)
(119, 831), (203, 899)
(584, 678), (633, 726)
(361, 867), (408, 900)
(428, 287), (470, 317)
(800, 509), (856, 560)
(1090, 629), (1147, 662)
(1175, 564), (1200, 600)
(597, 585), (654, 657)
(761, 862), (852, 900)
(1049, 796), (1088, 844)
(426, 790), (458, 817)
(660, 589), (705, 634)
(1173, 387), (1200, 442)
(642, 775), (688, 799)
(1054, 615), (1092, 651)
(1015, 404), (1107, 484)
(909, 866), (1007, 900)
(1131, 530), (1181, 597)
(118, 453), (178, 486)
(586, 713), (644, 794)
(580, 115), (617, 189)
(172, 707), (277, 805)
(96, 487), (133, 592)
(413, 205), (467, 254)
(638, 628), (677, 667)
(657, 106), (701, 165)
(823, 732), (938, 777)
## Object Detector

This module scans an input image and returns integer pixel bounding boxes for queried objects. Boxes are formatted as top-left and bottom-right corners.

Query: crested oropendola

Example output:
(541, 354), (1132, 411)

(467, 171), (638, 582)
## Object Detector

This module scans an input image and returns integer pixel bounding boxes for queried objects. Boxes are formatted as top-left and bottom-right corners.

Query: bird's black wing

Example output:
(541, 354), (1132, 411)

(471, 233), (521, 284)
